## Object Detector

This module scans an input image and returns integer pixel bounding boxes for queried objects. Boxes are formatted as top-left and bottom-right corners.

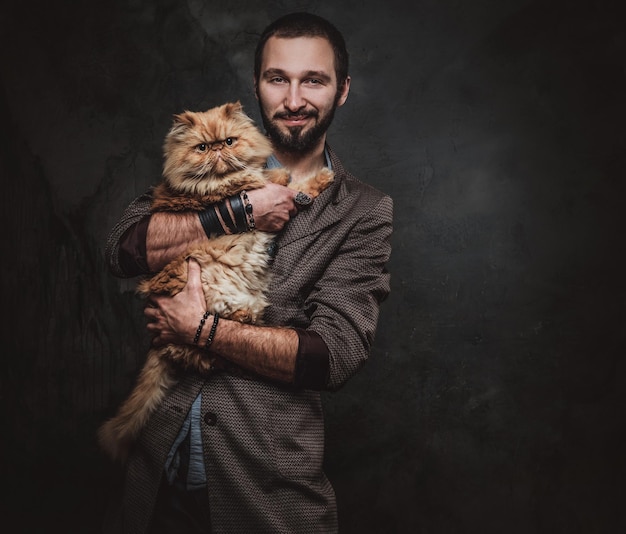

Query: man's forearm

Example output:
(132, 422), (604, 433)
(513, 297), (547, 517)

(144, 255), (329, 387)
(146, 212), (207, 272)
(112, 185), (299, 276)
(209, 318), (298, 384)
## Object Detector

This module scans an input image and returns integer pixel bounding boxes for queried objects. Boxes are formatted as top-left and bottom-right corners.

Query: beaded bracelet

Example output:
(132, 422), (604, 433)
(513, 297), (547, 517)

(240, 191), (255, 230)
(193, 311), (211, 345)
(204, 313), (220, 350)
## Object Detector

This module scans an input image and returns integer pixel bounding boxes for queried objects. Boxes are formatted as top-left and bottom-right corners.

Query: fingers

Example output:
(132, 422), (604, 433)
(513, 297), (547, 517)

(247, 184), (298, 232)
(144, 307), (163, 345)
(287, 200), (298, 219)
(146, 322), (159, 336)
(144, 305), (158, 320)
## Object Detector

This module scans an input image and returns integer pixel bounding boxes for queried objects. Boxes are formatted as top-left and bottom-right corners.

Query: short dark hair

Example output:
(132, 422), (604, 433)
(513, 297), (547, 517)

(254, 12), (349, 87)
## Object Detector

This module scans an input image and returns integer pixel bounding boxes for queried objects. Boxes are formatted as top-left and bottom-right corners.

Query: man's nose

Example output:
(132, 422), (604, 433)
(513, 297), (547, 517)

(285, 83), (305, 111)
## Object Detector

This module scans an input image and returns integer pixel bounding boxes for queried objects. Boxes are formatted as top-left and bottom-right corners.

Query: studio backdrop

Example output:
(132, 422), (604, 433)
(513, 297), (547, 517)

(1, 0), (624, 532)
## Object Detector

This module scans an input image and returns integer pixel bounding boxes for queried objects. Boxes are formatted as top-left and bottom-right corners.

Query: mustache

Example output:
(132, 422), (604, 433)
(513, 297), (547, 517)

(273, 110), (319, 120)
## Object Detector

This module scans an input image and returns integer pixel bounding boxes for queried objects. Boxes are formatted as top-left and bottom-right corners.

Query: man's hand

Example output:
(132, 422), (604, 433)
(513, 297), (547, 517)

(247, 183), (299, 232)
(145, 259), (207, 346)
(144, 256), (299, 383)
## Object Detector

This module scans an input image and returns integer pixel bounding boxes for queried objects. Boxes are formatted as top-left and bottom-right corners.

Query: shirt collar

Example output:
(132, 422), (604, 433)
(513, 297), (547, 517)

(265, 147), (333, 171)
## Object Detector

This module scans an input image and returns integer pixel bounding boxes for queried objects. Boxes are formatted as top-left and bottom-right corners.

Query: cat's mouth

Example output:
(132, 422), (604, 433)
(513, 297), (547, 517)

(185, 164), (232, 182)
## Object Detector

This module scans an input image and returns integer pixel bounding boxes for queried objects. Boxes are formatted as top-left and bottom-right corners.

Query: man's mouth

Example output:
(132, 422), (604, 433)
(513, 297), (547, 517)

(284, 117), (308, 126)
(275, 111), (317, 126)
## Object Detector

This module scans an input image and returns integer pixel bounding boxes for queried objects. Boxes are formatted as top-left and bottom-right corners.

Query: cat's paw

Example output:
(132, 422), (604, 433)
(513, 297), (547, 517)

(265, 167), (291, 186)
(301, 167), (335, 198)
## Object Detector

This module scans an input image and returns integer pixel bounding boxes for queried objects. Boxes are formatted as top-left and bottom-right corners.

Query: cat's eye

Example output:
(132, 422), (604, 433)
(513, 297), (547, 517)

(196, 138), (237, 151)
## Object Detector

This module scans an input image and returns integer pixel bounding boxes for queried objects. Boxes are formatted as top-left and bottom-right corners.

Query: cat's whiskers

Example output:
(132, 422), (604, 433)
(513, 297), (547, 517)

(225, 154), (248, 171)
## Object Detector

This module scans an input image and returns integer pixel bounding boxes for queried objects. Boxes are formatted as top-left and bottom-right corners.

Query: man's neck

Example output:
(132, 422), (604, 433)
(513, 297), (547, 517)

(273, 139), (327, 183)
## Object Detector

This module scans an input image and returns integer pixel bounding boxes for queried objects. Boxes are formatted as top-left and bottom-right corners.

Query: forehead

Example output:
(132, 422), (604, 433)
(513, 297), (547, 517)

(261, 36), (336, 81)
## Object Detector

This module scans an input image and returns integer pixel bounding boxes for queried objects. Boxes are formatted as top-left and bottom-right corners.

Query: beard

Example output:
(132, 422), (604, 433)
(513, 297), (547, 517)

(260, 99), (339, 154)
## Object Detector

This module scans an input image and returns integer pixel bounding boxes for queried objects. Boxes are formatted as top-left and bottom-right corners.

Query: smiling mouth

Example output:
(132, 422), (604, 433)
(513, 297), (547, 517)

(275, 111), (317, 122)
(283, 116), (309, 125)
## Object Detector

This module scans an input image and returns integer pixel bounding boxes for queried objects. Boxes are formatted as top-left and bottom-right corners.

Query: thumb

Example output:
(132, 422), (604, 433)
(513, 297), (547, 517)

(186, 258), (202, 288)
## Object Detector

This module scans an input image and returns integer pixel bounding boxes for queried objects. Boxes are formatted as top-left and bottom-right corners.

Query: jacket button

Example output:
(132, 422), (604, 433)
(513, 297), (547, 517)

(204, 411), (217, 426)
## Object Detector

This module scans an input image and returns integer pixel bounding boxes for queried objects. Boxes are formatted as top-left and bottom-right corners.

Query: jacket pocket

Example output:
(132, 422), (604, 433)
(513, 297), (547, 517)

(271, 389), (325, 480)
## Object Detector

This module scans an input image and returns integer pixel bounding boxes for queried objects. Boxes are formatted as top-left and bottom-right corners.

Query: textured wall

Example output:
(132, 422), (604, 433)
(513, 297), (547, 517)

(1, 0), (624, 532)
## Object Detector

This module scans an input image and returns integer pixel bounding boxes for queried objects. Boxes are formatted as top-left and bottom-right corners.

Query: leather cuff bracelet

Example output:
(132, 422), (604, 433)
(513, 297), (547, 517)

(198, 206), (226, 237)
(217, 201), (238, 234)
(229, 193), (249, 231)
(199, 195), (253, 237)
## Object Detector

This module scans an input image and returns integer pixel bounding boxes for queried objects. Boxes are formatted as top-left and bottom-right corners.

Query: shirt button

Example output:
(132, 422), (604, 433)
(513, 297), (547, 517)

(204, 411), (217, 426)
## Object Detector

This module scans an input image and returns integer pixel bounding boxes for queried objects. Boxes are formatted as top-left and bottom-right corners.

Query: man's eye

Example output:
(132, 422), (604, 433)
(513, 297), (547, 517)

(197, 143), (208, 152)
(302, 77), (324, 86)
(225, 137), (236, 146)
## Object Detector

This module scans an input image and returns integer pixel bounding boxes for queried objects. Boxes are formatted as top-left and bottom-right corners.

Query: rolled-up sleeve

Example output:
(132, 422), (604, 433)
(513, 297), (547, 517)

(307, 194), (393, 390)
(105, 190), (153, 278)
(292, 329), (330, 390)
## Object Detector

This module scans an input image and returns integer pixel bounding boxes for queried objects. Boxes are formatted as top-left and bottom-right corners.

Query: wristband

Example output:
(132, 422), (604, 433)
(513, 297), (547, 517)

(228, 193), (249, 232)
(193, 311), (211, 345)
(217, 201), (238, 234)
(241, 191), (255, 230)
(198, 207), (225, 237)
(204, 313), (220, 350)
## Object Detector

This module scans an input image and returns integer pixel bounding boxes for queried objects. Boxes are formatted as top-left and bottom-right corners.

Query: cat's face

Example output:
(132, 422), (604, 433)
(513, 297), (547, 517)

(162, 102), (273, 195)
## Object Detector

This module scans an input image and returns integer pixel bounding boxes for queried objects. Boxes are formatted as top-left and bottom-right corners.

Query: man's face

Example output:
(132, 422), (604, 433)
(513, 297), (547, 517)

(255, 36), (350, 154)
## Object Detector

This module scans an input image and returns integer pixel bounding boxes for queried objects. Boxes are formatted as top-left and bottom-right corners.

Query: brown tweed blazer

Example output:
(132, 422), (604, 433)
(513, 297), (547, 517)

(103, 147), (393, 533)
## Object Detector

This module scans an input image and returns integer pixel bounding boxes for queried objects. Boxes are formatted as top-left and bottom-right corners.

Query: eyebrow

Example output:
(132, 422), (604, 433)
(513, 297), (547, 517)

(262, 68), (333, 83)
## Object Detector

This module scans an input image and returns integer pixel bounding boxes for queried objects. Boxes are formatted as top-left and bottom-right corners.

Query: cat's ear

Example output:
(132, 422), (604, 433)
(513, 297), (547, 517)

(167, 111), (196, 140)
(224, 101), (244, 117)
(172, 111), (196, 128)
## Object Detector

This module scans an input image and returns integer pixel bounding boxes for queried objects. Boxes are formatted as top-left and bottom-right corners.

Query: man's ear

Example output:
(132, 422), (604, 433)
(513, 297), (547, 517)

(253, 77), (259, 100)
(337, 75), (351, 107)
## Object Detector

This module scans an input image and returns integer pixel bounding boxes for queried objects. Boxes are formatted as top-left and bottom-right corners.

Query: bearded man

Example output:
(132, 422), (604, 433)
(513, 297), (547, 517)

(103, 12), (393, 534)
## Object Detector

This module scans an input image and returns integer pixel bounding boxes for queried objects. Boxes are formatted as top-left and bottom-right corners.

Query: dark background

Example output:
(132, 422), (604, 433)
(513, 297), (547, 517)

(1, 0), (624, 532)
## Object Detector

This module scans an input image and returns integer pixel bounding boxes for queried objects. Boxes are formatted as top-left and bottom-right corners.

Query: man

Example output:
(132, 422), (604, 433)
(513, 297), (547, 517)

(103, 12), (392, 534)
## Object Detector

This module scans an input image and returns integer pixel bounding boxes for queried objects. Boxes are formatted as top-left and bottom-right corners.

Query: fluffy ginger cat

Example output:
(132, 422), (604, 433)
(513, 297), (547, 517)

(98, 101), (333, 463)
